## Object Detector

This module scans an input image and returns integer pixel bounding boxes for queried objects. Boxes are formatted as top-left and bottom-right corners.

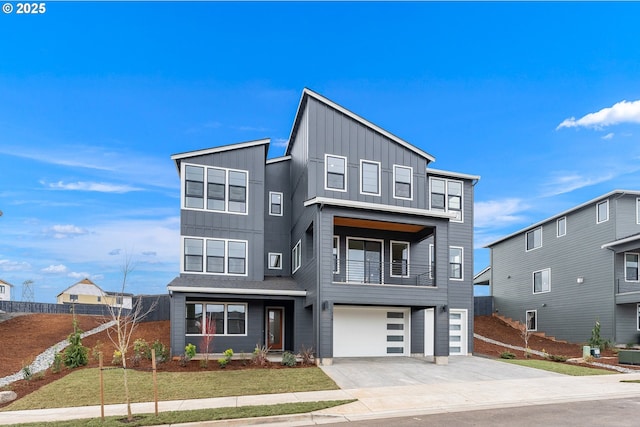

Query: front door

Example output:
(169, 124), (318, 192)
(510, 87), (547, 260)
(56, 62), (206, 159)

(267, 308), (284, 351)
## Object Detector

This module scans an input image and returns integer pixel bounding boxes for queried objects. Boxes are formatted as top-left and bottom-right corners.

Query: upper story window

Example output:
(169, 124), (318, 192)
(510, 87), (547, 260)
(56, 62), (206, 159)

(526, 227), (542, 251)
(325, 154), (347, 192)
(597, 200), (609, 224)
(360, 160), (381, 196)
(626, 253), (639, 282)
(449, 247), (463, 280)
(636, 198), (640, 224)
(333, 236), (339, 274)
(183, 237), (247, 276)
(391, 241), (410, 277)
(292, 240), (302, 273)
(533, 268), (550, 294)
(268, 253), (282, 270)
(557, 217), (567, 237)
(430, 178), (463, 221)
(393, 165), (413, 200)
(269, 192), (283, 216)
(70, 294), (78, 302)
(0, 285), (4, 294)
(183, 163), (248, 214)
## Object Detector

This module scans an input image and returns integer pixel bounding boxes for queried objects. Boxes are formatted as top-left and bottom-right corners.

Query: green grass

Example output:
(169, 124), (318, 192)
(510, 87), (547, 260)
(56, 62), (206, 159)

(1, 367), (339, 411)
(9, 400), (356, 427)
(502, 359), (615, 376)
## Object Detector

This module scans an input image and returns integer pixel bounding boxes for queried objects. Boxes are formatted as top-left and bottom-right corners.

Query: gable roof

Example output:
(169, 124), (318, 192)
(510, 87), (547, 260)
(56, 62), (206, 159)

(286, 88), (435, 163)
(485, 189), (640, 248)
(0, 279), (13, 288)
(56, 278), (104, 297)
(171, 138), (271, 174)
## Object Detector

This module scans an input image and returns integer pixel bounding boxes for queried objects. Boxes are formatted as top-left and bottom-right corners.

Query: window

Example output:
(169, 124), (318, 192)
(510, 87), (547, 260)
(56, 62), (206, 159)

(637, 198), (640, 224)
(185, 165), (204, 209)
(325, 154), (347, 191)
(269, 192), (283, 216)
(626, 253), (639, 282)
(449, 247), (463, 280)
(533, 268), (551, 294)
(391, 241), (410, 277)
(0, 285), (4, 294)
(183, 163), (248, 214)
(429, 244), (435, 279)
(430, 178), (463, 221)
(347, 238), (383, 283)
(333, 236), (339, 274)
(526, 227), (542, 251)
(116, 296), (123, 305)
(597, 200), (609, 223)
(268, 253), (282, 270)
(393, 165), (413, 200)
(70, 294), (78, 302)
(186, 302), (247, 336)
(557, 217), (566, 237)
(526, 310), (537, 331)
(97, 296), (101, 302)
(184, 237), (247, 275)
(360, 160), (381, 196)
(637, 304), (640, 331)
(292, 240), (301, 273)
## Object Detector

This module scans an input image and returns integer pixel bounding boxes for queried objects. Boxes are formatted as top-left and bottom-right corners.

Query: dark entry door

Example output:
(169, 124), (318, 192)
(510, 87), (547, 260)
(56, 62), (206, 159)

(267, 308), (284, 351)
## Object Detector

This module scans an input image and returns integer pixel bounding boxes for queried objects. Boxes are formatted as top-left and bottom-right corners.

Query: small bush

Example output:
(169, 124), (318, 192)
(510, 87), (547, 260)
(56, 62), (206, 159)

(500, 351), (516, 359)
(199, 358), (209, 368)
(21, 363), (33, 381)
(63, 319), (88, 368)
(185, 343), (197, 360)
(299, 345), (314, 365)
(252, 344), (270, 366)
(51, 353), (63, 374)
(112, 350), (122, 366)
(134, 338), (149, 358)
(218, 348), (234, 368)
(548, 354), (568, 362)
(281, 351), (297, 367)
(91, 341), (104, 362)
(145, 339), (169, 363)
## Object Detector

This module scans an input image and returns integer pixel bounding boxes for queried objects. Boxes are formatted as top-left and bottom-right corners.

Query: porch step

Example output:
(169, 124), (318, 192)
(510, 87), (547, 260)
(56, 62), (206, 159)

(491, 313), (568, 343)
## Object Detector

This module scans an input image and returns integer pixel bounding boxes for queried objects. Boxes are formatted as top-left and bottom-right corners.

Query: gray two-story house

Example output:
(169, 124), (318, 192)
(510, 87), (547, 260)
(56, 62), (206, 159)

(487, 190), (640, 345)
(167, 88), (479, 364)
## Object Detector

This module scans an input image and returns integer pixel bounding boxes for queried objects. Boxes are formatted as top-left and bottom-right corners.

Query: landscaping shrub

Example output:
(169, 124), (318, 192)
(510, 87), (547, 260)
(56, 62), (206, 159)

(218, 348), (234, 368)
(299, 345), (314, 365)
(51, 352), (63, 374)
(548, 354), (568, 362)
(500, 351), (516, 359)
(281, 351), (297, 367)
(252, 344), (270, 366)
(63, 318), (88, 368)
(145, 339), (169, 363)
(185, 343), (197, 360)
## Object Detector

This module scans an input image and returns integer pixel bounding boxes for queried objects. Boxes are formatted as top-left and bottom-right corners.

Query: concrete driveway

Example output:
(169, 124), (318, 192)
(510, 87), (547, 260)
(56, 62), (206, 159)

(320, 356), (562, 389)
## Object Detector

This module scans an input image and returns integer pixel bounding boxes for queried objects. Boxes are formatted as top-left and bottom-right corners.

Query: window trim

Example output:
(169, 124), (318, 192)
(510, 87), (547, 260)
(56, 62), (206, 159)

(636, 198), (640, 225)
(525, 227), (543, 252)
(269, 191), (283, 216)
(181, 162), (249, 215)
(325, 154), (348, 192)
(345, 236), (385, 284)
(526, 310), (537, 331)
(393, 165), (413, 201)
(533, 268), (551, 294)
(185, 302), (248, 337)
(182, 237), (248, 276)
(449, 246), (463, 281)
(625, 252), (639, 282)
(333, 236), (340, 274)
(637, 304), (640, 331)
(268, 252), (282, 270)
(556, 217), (566, 238)
(292, 240), (302, 274)
(429, 177), (464, 222)
(596, 200), (609, 224)
(359, 159), (381, 196)
(390, 240), (410, 278)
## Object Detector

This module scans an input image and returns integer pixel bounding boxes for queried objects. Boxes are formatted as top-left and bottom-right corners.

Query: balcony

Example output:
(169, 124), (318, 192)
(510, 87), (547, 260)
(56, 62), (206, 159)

(332, 260), (435, 287)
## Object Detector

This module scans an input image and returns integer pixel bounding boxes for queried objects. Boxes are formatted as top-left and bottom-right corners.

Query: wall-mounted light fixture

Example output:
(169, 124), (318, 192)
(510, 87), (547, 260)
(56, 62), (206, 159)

(441, 304), (448, 313)
(577, 277), (584, 284)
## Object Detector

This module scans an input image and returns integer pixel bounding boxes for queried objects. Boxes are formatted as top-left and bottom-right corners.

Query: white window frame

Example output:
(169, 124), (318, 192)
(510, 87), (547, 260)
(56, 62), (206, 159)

(625, 252), (639, 282)
(185, 302), (248, 337)
(333, 236), (340, 274)
(526, 310), (537, 331)
(393, 165), (413, 201)
(181, 236), (248, 276)
(557, 217), (566, 238)
(292, 240), (301, 274)
(269, 191), (283, 216)
(637, 304), (640, 331)
(597, 199), (609, 224)
(429, 177), (464, 222)
(390, 240), (410, 278)
(359, 159), (381, 196)
(268, 252), (282, 270)
(345, 236), (385, 284)
(325, 154), (348, 192)
(525, 227), (543, 252)
(181, 162), (249, 215)
(429, 244), (435, 279)
(636, 198), (640, 225)
(533, 268), (551, 294)
(449, 246), (464, 281)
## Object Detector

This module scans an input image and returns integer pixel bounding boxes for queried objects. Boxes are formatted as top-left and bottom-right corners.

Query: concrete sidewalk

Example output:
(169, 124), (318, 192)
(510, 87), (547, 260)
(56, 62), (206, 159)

(1, 360), (639, 426)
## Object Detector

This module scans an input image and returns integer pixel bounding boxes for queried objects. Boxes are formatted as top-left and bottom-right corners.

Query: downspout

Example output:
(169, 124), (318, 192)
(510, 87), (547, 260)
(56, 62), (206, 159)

(316, 202), (323, 365)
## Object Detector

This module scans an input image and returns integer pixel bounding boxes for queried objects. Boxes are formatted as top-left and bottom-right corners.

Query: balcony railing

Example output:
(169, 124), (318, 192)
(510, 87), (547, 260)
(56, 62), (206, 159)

(332, 260), (435, 287)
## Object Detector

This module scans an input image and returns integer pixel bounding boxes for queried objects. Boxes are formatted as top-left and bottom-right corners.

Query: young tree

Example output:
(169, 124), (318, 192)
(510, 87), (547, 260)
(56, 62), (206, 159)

(199, 317), (215, 367)
(103, 256), (157, 421)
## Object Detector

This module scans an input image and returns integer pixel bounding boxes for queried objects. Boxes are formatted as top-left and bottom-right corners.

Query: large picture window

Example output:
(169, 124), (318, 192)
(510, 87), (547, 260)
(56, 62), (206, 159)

(183, 237), (247, 275)
(533, 268), (551, 294)
(183, 163), (248, 214)
(325, 154), (347, 191)
(186, 302), (247, 336)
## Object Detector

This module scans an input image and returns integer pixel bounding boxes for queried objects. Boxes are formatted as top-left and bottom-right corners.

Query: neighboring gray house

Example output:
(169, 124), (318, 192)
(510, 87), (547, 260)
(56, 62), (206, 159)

(487, 190), (640, 345)
(167, 88), (479, 364)
(0, 279), (13, 301)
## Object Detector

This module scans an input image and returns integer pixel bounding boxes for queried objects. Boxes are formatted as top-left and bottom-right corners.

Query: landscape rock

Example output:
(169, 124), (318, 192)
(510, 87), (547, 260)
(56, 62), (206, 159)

(0, 391), (17, 404)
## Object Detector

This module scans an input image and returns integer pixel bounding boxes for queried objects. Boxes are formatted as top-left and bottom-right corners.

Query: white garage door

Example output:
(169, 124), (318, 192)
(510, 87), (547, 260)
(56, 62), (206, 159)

(333, 306), (410, 357)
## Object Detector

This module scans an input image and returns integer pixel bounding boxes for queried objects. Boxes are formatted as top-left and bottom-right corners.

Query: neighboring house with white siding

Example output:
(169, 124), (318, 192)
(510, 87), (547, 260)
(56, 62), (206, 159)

(0, 279), (13, 301)
(487, 190), (640, 345)
(167, 88), (479, 364)
(56, 278), (133, 309)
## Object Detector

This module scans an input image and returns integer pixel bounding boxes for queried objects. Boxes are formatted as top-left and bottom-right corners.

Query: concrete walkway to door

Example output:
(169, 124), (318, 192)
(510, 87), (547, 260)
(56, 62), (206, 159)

(319, 356), (564, 389)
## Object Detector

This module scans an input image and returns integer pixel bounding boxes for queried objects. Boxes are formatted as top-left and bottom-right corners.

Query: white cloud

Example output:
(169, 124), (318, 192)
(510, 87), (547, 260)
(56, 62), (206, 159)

(45, 224), (90, 239)
(41, 264), (68, 274)
(272, 138), (289, 148)
(0, 259), (32, 272)
(557, 100), (640, 130)
(474, 198), (528, 229)
(602, 132), (615, 140)
(68, 271), (92, 280)
(43, 180), (141, 193)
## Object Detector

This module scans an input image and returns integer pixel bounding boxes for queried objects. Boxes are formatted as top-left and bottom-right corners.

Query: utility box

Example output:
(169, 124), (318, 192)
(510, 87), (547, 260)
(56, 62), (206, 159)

(582, 346), (590, 359)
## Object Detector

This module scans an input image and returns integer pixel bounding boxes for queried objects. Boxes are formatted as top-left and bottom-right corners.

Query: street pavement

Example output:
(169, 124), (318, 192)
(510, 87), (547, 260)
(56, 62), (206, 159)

(0, 356), (639, 426)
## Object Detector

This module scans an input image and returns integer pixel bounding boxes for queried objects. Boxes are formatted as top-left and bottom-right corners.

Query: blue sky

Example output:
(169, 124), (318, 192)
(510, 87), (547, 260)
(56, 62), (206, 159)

(2, 2), (640, 302)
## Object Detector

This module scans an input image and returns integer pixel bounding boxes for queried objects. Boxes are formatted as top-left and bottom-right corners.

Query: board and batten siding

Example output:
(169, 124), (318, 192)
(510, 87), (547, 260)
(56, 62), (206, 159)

(614, 195), (640, 240)
(264, 159), (292, 276)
